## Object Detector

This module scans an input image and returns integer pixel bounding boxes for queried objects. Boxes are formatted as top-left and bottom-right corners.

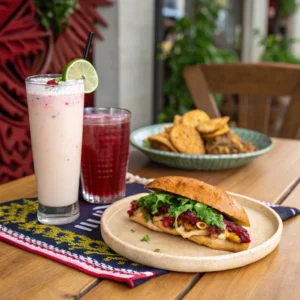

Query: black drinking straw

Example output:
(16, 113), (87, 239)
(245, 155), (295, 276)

(78, 31), (94, 200)
(83, 32), (94, 59)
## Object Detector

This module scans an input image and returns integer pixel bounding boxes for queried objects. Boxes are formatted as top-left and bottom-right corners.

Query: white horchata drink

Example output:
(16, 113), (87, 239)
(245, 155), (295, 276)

(26, 75), (84, 225)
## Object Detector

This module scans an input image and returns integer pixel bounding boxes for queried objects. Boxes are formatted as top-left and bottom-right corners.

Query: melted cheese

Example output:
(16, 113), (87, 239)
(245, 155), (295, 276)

(151, 216), (242, 244)
(175, 226), (241, 244)
(218, 233), (226, 240)
(146, 219), (163, 232)
(175, 226), (208, 238)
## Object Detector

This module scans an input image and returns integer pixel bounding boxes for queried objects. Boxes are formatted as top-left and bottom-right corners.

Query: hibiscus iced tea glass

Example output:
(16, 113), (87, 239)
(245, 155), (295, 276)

(26, 75), (84, 225)
(81, 107), (131, 203)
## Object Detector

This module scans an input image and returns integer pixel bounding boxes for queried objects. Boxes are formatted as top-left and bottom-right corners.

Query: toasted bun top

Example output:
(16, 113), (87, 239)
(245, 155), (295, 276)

(145, 176), (250, 227)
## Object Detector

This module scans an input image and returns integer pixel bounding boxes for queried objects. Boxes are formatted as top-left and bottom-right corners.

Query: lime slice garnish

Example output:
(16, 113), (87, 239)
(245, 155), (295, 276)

(62, 58), (98, 94)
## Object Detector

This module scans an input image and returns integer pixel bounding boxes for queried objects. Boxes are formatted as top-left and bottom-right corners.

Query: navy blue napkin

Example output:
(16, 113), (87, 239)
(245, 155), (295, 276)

(263, 202), (300, 221)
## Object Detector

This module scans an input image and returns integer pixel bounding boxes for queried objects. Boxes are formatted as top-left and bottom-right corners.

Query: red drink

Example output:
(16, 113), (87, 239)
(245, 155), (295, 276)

(81, 107), (131, 203)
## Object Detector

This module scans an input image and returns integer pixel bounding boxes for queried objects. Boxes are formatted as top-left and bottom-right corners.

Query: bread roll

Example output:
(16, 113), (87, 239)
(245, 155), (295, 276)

(146, 176), (250, 227)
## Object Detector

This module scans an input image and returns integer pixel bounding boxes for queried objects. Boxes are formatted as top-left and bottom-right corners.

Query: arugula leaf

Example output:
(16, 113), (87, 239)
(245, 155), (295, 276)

(177, 197), (191, 205)
(194, 203), (224, 230)
(144, 213), (150, 222)
(168, 200), (193, 227)
(154, 249), (161, 253)
(136, 193), (225, 230)
(141, 234), (150, 243)
(137, 193), (157, 208)
(137, 193), (176, 216)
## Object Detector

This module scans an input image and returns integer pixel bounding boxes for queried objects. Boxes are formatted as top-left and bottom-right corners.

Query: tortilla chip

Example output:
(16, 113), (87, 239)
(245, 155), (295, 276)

(170, 124), (205, 154)
(202, 124), (230, 139)
(196, 116), (230, 134)
(164, 126), (173, 134)
(173, 115), (182, 125)
(148, 133), (178, 152)
(181, 110), (210, 127)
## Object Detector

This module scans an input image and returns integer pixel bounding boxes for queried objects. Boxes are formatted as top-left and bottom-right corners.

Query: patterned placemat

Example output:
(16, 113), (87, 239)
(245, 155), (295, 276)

(0, 174), (299, 287)
(0, 177), (168, 287)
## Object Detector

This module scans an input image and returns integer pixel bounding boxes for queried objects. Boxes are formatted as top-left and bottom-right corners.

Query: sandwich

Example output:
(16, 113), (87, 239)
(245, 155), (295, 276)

(127, 176), (251, 252)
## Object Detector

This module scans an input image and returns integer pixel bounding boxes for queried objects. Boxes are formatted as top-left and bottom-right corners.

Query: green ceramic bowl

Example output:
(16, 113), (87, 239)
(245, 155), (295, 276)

(130, 123), (273, 170)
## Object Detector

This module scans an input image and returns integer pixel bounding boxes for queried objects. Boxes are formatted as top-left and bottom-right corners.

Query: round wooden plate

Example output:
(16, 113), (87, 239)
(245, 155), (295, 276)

(101, 193), (283, 272)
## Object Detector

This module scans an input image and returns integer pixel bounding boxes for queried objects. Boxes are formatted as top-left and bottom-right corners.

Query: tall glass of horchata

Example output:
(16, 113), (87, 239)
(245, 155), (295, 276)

(26, 75), (84, 225)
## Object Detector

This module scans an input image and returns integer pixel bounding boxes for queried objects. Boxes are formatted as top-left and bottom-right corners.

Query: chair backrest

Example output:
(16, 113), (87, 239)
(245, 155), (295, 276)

(183, 62), (300, 139)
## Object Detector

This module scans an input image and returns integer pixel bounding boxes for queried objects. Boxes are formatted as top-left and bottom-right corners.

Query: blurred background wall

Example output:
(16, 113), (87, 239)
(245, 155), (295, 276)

(94, 0), (154, 130)
(94, 0), (154, 129)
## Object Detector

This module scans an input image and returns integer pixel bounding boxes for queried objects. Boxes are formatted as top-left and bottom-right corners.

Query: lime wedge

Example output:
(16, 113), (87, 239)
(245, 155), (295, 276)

(62, 58), (98, 93)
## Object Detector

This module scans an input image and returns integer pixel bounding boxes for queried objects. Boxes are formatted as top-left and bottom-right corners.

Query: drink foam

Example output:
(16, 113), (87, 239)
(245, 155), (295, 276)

(26, 76), (84, 95)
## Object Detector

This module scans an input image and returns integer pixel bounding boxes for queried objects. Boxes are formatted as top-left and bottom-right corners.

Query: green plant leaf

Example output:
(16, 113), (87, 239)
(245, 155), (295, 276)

(158, 0), (238, 121)
(34, 0), (79, 35)
(257, 30), (300, 64)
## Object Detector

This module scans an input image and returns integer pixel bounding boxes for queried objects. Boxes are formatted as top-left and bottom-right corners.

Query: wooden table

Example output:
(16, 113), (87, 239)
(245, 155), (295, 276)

(1, 138), (300, 300)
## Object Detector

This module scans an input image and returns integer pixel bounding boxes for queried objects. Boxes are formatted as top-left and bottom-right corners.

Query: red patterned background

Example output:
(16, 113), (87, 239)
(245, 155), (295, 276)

(0, 0), (112, 184)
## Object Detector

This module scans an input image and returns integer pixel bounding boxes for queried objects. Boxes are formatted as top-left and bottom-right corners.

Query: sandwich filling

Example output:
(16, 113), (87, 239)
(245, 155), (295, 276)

(127, 193), (251, 244)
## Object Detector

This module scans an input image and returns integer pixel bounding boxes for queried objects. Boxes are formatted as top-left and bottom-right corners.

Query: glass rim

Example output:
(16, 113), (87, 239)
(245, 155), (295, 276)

(84, 107), (131, 116)
(25, 74), (84, 86)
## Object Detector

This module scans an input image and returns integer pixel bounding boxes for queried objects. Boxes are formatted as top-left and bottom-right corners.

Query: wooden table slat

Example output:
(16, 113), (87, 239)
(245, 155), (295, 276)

(0, 243), (97, 300)
(0, 175), (37, 202)
(81, 273), (198, 300)
(0, 138), (300, 299)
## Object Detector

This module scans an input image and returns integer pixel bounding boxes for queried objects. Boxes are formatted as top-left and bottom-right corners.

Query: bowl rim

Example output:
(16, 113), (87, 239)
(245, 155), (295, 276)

(130, 123), (273, 160)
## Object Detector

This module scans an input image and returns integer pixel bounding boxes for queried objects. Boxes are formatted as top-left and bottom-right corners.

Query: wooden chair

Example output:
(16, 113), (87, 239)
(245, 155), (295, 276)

(183, 63), (300, 139)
